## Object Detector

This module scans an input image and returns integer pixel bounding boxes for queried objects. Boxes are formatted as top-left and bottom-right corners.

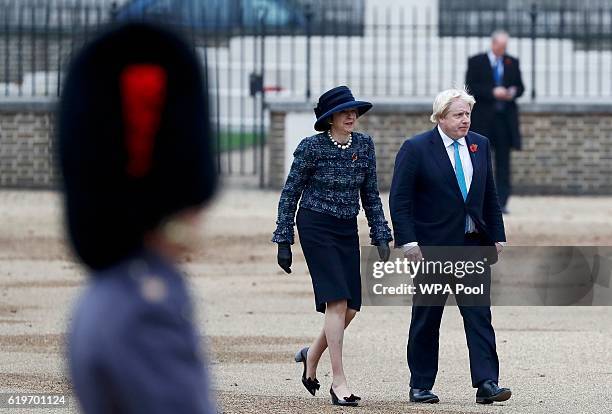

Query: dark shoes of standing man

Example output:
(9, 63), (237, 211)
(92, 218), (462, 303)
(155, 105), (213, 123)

(476, 380), (512, 404)
(410, 380), (511, 405)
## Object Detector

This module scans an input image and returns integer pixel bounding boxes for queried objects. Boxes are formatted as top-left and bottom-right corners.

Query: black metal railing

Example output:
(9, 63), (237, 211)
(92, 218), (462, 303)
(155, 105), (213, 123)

(2, 1), (612, 100)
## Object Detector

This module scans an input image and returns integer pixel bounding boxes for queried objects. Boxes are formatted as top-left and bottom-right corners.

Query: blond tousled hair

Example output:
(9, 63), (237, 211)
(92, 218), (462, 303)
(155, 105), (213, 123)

(430, 87), (476, 123)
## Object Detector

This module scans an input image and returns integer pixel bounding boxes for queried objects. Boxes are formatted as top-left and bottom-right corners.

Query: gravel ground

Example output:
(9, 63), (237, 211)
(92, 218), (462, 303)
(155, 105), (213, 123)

(0, 188), (611, 414)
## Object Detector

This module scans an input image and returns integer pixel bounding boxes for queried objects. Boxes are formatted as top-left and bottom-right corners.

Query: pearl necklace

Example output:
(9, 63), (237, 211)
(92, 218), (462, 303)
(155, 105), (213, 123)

(327, 130), (352, 150)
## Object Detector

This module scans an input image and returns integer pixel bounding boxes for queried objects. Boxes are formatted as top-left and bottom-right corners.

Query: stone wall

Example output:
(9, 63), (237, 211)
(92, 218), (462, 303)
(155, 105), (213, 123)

(2, 99), (612, 194)
(0, 100), (56, 188)
(268, 101), (612, 195)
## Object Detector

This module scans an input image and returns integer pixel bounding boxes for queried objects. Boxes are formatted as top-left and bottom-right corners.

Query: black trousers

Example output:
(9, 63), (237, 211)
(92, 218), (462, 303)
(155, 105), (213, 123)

(489, 113), (512, 208)
(407, 234), (499, 389)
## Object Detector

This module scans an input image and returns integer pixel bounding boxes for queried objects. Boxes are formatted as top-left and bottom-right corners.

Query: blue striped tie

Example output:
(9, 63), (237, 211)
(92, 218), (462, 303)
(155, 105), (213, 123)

(453, 141), (468, 201)
(493, 58), (503, 85)
(494, 58), (505, 111)
(453, 141), (469, 232)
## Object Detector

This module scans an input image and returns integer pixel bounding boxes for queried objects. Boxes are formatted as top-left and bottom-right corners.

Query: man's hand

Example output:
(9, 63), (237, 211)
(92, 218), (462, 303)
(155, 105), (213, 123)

(377, 242), (391, 262)
(277, 243), (292, 274)
(495, 242), (503, 255)
(493, 86), (511, 100)
(403, 245), (423, 262)
(507, 86), (517, 99)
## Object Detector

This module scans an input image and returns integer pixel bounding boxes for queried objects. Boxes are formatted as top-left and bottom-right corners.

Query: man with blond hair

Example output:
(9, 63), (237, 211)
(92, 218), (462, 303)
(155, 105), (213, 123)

(389, 87), (510, 405)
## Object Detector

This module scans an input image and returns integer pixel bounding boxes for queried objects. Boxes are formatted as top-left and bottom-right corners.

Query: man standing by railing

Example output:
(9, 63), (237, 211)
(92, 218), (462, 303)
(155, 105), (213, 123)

(466, 30), (524, 214)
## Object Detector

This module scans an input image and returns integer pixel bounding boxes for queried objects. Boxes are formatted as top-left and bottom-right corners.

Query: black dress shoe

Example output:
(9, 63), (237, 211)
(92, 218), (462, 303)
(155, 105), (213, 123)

(330, 387), (359, 407)
(294, 347), (319, 396)
(409, 388), (439, 403)
(476, 380), (512, 404)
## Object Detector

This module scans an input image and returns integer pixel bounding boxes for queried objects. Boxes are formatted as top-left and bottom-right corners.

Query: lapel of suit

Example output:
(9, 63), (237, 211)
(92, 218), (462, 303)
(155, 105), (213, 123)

(502, 54), (509, 85)
(464, 133), (483, 203)
(429, 127), (464, 202)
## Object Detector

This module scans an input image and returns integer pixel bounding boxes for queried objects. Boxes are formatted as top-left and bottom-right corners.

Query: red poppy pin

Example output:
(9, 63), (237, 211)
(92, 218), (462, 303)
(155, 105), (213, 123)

(352, 153), (358, 162)
(504, 57), (512, 65)
(469, 144), (478, 153)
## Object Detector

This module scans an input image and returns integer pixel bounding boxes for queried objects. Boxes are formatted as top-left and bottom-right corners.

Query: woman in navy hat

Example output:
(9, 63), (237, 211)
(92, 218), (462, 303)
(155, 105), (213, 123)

(272, 86), (392, 406)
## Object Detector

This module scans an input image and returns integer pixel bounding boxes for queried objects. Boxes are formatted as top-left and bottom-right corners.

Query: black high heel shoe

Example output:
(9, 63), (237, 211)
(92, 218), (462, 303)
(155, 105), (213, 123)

(294, 347), (320, 396)
(330, 387), (360, 407)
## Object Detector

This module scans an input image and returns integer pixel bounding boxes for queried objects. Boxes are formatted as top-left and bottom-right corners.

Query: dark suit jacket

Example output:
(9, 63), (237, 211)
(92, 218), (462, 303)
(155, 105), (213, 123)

(389, 128), (506, 247)
(466, 53), (524, 150)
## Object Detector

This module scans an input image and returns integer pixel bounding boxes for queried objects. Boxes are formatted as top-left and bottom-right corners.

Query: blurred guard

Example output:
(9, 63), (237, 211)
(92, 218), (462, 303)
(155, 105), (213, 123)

(58, 22), (217, 413)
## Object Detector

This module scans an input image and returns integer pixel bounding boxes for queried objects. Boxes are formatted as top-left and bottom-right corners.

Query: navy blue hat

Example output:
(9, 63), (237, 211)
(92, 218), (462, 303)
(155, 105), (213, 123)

(58, 22), (217, 270)
(314, 86), (372, 131)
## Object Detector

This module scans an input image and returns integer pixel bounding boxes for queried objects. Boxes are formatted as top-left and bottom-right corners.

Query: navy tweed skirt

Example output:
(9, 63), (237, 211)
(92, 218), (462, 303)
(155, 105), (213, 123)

(296, 207), (361, 313)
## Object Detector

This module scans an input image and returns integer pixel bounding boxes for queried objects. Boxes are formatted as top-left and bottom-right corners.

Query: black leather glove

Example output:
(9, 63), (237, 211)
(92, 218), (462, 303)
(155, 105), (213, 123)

(377, 242), (391, 262)
(277, 243), (292, 274)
